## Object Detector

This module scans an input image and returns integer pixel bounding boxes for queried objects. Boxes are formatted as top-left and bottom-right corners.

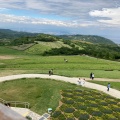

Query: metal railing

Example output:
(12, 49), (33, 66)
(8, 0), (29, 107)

(0, 98), (30, 108)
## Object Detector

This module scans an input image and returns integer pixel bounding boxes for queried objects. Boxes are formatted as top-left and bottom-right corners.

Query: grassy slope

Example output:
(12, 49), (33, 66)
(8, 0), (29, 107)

(0, 55), (120, 79)
(0, 46), (25, 55)
(0, 78), (119, 116)
(25, 41), (71, 55)
(0, 78), (84, 114)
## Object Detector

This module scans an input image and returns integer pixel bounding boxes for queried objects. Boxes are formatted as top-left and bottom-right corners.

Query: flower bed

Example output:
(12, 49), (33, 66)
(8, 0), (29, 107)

(51, 89), (120, 120)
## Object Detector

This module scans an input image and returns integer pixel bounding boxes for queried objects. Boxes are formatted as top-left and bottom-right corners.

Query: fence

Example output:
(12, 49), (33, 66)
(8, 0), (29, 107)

(0, 98), (30, 108)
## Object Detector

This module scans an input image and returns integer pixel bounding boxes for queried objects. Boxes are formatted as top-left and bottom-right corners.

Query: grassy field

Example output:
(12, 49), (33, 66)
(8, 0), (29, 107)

(88, 81), (120, 91)
(0, 55), (120, 79)
(0, 78), (119, 118)
(0, 47), (120, 117)
(0, 46), (26, 55)
(0, 78), (85, 114)
(25, 41), (71, 55)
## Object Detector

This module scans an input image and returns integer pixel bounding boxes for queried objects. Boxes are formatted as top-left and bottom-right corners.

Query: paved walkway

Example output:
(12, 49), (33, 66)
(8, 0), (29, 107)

(0, 74), (120, 99)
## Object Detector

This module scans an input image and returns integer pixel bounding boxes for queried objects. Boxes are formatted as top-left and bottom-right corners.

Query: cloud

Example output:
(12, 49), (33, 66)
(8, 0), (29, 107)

(0, 8), (9, 11)
(0, 13), (94, 27)
(89, 7), (120, 26)
(0, 0), (116, 18)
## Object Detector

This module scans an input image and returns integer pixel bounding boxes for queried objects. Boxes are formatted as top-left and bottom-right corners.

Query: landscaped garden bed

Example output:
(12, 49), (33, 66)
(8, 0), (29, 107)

(51, 89), (120, 120)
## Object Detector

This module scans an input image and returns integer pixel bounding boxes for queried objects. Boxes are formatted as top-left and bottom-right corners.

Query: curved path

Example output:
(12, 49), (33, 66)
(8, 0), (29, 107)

(0, 74), (120, 99)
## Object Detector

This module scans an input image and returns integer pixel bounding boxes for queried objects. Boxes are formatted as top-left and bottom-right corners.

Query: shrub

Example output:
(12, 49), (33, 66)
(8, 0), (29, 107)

(64, 113), (74, 119)
(87, 108), (99, 114)
(113, 112), (120, 119)
(100, 106), (113, 114)
(64, 108), (75, 113)
(89, 116), (104, 120)
(76, 105), (87, 110)
(62, 93), (73, 98)
(66, 118), (75, 120)
(60, 104), (68, 111)
(110, 105), (120, 112)
(84, 96), (95, 101)
(73, 111), (81, 118)
(86, 101), (98, 107)
(52, 111), (61, 118)
(99, 101), (108, 106)
(92, 111), (103, 117)
(89, 103), (98, 107)
(102, 114), (118, 120)
(62, 89), (73, 93)
(78, 113), (90, 120)
(74, 93), (83, 96)
(74, 89), (82, 92)
(107, 100), (118, 104)
(57, 114), (66, 120)
(61, 98), (74, 104)
(75, 97), (84, 102)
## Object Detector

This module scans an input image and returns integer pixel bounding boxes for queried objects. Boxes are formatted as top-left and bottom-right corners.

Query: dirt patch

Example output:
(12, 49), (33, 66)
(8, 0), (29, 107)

(0, 55), (16, 60)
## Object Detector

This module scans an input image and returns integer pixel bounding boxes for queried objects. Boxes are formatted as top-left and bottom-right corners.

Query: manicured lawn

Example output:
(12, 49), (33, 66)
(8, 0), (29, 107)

(0, 78), (86, 114)
(0, 78), (119, 119)
(0, 55), (120, 79)
(88, 81), (120, 91)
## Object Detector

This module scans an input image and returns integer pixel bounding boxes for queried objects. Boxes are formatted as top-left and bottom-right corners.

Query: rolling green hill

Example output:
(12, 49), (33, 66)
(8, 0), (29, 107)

(0, 29), (120, 61)
(58, 35), (115, 45)
(0, 29), (38, 39)
(25, 41), (71, 55)
(0, 29), (115, 45)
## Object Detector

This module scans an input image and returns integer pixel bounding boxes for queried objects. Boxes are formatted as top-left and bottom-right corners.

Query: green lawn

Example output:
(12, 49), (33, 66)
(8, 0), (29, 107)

(0, 78), (119, 119)
(0, 55), (120, 79)
(0, 78), (85, 114)
(88, 81), (120, 91)
(0, 46), (25, 55)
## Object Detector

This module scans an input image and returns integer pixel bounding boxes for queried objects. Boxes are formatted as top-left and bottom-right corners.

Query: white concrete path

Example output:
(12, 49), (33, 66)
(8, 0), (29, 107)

(0, 74), (120, 99)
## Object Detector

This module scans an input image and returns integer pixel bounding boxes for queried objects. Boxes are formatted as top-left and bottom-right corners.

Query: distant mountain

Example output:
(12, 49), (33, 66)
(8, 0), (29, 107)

(0, 29), (38, 39)
(0, 29), (115, 45)
(58, 35), (115, 45)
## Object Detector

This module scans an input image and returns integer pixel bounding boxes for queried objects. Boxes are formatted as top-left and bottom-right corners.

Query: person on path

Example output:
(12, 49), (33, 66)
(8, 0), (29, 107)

(92, 73), (94, 80)
(49, 69), (53, 76)
(81, 78), (86, 86)
(78, 78), (81, 85)
(78, 78), (85, 86)
(90, 72), (92, 79)
(107, 83), (111, 91)
(49, 70), (51, 76)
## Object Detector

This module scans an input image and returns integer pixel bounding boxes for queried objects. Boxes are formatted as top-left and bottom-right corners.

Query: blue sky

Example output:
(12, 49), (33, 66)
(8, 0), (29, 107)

(0, 0), (120, 43)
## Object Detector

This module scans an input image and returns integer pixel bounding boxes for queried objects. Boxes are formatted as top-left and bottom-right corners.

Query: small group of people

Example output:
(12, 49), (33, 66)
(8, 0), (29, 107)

(49, 69), (53, 76)
(90, 72), (94, 80)
(78, 78), (86, 86)
(4, 103), (11, 107)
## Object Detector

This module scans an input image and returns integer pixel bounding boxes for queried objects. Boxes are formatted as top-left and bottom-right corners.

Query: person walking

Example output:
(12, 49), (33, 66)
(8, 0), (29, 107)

(90, 72), (92, 79)
(78, 78), (81, 85)
(92, 73), (94, 80)
(49, 70), (51, 76)
(107, 83), (111, 91)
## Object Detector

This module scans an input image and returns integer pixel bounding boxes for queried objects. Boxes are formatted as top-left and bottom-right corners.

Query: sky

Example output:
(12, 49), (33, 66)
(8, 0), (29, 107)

(0, 0), (120, 43)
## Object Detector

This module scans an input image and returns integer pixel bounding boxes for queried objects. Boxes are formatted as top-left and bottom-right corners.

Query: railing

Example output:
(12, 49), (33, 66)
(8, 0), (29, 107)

(0, 98), (30, 108)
